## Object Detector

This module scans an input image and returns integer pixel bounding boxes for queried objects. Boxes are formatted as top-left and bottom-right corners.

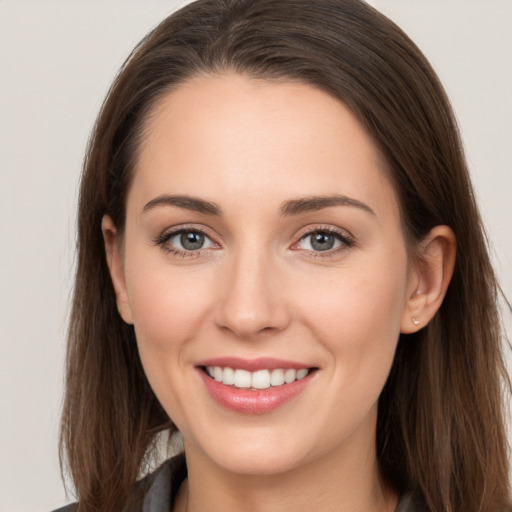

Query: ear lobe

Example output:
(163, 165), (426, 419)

(101, 215), (134, 325)
(401, 225), (456, 333)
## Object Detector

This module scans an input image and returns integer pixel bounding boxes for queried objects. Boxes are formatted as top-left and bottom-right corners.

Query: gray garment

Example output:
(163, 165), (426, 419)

(396, 491), (425, 512)
(52, 455), (423, 511)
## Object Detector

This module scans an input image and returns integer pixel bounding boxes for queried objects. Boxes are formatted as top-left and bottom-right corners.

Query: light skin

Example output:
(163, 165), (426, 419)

(103, 73), (455, 512)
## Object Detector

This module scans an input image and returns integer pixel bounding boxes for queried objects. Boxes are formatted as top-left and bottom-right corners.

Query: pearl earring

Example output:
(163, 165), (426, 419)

(412, 318), (420, 326)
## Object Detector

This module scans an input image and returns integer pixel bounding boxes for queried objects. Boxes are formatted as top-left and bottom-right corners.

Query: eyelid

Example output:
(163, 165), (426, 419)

(152, 223), (354, 259)
(168, 230), (216, 249)
(152, 224), (221, 256)
(290, 224), (355, 255)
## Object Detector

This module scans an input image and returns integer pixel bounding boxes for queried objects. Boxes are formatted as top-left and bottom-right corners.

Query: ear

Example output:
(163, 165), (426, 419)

(101, 215), (133, 325)
(400, 225), (456, 333)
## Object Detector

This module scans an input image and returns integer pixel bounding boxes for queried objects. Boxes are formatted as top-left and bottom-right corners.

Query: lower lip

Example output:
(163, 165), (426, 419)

(198, 369), (314, 414)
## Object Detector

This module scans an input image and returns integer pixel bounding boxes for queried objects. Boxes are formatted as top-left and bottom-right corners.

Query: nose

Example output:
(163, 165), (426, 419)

(214, 248), (291, 339)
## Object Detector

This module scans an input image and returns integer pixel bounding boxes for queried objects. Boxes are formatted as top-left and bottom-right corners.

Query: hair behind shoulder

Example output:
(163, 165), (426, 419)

(60, 1), (511, 510)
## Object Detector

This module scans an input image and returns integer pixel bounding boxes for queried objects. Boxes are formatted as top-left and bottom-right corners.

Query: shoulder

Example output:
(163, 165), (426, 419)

(50, 454), (187, 512)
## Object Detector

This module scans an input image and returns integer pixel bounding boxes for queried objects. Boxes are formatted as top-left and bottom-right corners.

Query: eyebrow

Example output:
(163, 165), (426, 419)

(142, 195), (222, 215)
(141, 193), (374, 217)
(280, 195), (375, 216)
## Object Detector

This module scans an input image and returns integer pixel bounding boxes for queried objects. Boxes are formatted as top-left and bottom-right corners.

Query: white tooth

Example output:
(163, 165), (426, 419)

(284, 369), (297, 384)
(296, 369), (308, 380)
(207, 366), (215, 378)
(270, 369), (285, 386)
(223, 367), (235, 385)
(252, 370), (271, 389)
(214, 366), (223, 382)
(233, 369), (252, 388)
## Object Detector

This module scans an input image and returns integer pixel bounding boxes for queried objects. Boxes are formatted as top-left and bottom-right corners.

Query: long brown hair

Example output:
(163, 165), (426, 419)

(60, 1), (511, 510)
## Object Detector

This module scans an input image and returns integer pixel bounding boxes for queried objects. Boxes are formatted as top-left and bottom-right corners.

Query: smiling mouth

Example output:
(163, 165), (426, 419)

(202, 366), (316, 390)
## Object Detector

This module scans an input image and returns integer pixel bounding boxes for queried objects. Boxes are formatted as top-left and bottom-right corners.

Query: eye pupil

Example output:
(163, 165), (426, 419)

(180, 231), (205, 250)
(311, 232), (335, 251)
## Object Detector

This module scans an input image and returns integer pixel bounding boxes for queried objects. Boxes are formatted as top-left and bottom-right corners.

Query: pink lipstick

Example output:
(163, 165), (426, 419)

(196, 357), (317, 414)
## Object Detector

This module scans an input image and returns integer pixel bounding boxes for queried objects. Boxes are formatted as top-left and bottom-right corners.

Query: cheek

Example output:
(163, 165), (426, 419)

(293, 256), (409, 441)
(298, 250), (409, 377)
(125, 263), (219, 427)
(125, 259), (216, 360)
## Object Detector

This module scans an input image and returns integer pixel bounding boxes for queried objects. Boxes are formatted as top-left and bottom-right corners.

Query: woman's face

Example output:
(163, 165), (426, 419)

(108, 73), (418, 476)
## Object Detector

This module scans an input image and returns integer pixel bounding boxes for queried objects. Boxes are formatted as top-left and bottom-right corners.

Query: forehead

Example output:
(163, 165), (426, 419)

(130, 73), (397, 220)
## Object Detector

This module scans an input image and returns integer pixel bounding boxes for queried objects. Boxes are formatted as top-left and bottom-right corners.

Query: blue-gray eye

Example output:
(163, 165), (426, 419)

(155, 228), (219, 256)
(180, 231), (205, 250)
(161, 229), (215, 252)
(310, 232), (336, 251)
(298, 230), (347, 252)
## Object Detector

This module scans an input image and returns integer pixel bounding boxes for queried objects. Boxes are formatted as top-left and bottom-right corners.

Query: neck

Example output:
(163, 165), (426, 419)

(174, 437), (399, 512)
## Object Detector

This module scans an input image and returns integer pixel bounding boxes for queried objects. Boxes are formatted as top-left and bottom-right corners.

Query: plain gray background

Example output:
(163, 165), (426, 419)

(1, 1), (510, 510)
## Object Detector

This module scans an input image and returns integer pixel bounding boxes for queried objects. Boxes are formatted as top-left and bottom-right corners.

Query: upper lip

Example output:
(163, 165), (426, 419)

(195, 357), (314, 372)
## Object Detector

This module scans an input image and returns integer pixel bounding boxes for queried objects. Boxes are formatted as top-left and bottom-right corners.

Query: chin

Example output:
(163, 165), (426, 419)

(212, 449), (306, 476)
(185, 427), (312, 477)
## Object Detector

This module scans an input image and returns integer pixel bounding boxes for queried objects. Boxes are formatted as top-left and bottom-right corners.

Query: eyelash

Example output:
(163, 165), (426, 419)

(152, 225), (217, 259)
(294, 227), (355, 258)
(152, 225), (355, 259)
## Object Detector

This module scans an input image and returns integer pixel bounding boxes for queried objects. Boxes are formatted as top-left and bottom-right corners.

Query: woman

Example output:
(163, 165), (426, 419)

(55, 0), (511, 511)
